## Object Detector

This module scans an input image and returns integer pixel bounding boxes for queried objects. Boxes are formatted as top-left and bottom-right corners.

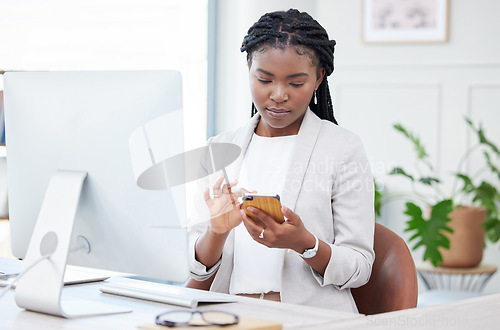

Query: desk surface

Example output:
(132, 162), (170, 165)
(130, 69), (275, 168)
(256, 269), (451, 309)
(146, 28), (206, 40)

(0, 275), (362, 330)
(1, 260), (500, 330)
(335, 292), (500, 329)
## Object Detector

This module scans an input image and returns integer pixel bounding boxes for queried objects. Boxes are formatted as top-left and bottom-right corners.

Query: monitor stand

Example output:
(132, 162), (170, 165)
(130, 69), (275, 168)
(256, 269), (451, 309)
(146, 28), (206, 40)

(14, 170), (131, 318)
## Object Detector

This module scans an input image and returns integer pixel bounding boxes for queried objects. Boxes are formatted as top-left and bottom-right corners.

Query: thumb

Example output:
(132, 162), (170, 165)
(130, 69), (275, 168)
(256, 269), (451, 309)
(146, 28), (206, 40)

(281, 205), (298, 224)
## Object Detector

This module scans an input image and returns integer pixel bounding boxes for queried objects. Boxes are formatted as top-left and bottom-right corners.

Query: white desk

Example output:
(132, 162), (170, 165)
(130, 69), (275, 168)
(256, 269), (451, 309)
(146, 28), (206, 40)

(0, 275), (363, 330)
(2, 258), (500, 330)
(3, 279), (500, 330)
(333, 292), (500, 330)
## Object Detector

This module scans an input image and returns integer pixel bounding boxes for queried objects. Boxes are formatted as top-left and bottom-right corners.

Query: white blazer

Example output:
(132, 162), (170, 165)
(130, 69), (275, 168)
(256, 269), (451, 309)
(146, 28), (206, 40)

(188, 109), (375, 313)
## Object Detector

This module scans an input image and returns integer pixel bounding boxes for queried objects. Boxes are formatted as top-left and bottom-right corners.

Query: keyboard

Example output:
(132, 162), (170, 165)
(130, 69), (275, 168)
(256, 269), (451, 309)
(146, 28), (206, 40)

(99, 281), (235, 308)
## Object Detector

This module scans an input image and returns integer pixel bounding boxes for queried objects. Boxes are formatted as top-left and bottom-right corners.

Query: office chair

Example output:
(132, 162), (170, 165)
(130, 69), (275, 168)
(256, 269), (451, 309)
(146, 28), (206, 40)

(185, 223), (418, 315)
(351, 223), (418, 315)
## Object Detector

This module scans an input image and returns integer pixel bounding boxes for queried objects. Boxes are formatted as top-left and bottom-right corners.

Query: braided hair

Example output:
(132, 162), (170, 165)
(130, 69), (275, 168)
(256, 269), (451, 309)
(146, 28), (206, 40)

(241, 9), (338, 125)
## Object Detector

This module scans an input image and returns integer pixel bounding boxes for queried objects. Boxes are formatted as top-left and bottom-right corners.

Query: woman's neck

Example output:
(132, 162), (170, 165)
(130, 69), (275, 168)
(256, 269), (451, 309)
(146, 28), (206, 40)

(254, 116), (304, 137)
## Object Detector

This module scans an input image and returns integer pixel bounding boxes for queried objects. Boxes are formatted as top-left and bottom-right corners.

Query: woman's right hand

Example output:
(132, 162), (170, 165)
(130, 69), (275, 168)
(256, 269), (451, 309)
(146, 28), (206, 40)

(203, 175), (247, 234)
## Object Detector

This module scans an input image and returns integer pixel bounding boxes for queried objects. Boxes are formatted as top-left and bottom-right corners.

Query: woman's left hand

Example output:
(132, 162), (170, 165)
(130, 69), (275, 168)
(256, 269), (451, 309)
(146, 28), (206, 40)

(240, 205), (315, 254)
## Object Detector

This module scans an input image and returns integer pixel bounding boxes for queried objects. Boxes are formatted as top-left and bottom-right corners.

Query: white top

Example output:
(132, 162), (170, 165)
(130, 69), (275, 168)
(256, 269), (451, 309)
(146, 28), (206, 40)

(230, 133), (297, 295)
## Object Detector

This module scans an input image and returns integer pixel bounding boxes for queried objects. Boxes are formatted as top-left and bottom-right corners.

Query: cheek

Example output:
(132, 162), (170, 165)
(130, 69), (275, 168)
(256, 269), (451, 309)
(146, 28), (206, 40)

(250, 81), (267, 103)
(296, 87), (315, 104)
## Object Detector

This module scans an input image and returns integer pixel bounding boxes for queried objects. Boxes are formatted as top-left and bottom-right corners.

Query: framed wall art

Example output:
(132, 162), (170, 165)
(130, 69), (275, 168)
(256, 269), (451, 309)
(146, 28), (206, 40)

(363, 0), (449, 43)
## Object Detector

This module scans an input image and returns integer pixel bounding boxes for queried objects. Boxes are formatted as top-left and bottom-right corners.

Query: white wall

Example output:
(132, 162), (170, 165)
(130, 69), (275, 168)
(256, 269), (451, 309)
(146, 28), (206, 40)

(0, 0), (210, 255)
(216, 0), (500, 294)
(0, 0), (208, 151)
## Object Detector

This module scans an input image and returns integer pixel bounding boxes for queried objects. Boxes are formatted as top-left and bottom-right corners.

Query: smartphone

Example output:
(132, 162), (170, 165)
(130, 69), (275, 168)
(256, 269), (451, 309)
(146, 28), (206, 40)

(242, 193), (284, 227)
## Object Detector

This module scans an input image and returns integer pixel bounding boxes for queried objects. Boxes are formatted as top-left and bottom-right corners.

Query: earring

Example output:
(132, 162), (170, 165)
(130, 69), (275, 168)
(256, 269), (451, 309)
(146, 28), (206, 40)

(313, 90), (317, 104)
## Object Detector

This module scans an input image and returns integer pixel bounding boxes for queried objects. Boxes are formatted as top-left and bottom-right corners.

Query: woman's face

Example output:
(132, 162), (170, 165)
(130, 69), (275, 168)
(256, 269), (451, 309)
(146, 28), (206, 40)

(248, 46), (325, 137)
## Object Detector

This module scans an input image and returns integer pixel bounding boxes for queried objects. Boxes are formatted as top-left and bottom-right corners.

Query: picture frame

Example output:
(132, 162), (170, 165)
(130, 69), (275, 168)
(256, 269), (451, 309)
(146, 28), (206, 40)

(362, 0), (449, 43)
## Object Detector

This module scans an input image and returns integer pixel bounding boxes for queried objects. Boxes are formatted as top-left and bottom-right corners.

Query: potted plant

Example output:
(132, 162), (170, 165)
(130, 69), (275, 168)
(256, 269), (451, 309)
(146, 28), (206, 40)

(389, 118), (500, 267)
(374, 179), (383, 222)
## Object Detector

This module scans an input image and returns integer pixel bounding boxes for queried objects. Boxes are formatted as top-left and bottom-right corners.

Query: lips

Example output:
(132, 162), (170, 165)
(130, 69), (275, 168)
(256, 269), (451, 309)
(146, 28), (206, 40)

(266, 108), (291, 118)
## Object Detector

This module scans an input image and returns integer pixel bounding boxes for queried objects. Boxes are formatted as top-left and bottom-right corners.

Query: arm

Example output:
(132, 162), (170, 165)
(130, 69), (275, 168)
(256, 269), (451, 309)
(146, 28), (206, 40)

(185, 272), (216, 291)
(320, 135), (375, 289)
(240, 205), (331, 276)
(188, 174), (247, 283)
(194, 223), (230, 269)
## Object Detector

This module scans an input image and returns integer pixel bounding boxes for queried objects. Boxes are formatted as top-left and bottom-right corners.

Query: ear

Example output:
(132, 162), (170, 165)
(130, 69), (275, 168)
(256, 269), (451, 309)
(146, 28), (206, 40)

(315, 68), (326, 89)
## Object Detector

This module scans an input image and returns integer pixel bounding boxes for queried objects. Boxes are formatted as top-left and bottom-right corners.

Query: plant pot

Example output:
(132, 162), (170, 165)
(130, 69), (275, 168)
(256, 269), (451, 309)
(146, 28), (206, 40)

(439, 206), (487, 268)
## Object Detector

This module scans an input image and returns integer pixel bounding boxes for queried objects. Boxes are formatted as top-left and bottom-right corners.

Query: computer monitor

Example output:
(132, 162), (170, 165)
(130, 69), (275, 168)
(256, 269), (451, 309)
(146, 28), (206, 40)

(3, 70), (189, 284)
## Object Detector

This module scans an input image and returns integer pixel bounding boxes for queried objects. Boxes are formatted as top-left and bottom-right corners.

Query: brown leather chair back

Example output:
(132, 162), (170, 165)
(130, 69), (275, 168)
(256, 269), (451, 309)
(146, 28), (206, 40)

(351, 223), (418, 315)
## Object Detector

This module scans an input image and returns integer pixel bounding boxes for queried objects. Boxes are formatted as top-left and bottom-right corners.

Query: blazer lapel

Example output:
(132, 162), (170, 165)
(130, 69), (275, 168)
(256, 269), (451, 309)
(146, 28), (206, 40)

(234, 114), (260, 155)
(280, 110), (322, 211)
(222, 113), (260, 185)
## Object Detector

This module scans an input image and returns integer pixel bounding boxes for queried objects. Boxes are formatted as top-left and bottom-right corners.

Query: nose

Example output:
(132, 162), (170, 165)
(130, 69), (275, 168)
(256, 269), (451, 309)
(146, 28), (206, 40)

(270, 85), (288, 103)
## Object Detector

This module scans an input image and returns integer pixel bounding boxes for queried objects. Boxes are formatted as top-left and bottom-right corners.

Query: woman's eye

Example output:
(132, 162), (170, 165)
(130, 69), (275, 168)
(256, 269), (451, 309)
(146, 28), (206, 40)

(257, 78), (271, 84)
(290, 83), (304, 87)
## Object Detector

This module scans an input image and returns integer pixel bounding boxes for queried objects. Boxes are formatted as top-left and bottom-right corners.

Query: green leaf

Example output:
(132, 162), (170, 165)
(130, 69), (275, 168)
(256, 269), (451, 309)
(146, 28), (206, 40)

(419, 177), (440, 186)
(374, 179), (383, 220)
(465, 117), (500, 156)
(404, 200), (454, 267)
(393, 124), (428, 160)
(484, 152), (500, 181)
(483, 215), (500, 243)
(389, 167), (415, 181)
(472, 181), (498, 209)
(456, 173), (475, 193)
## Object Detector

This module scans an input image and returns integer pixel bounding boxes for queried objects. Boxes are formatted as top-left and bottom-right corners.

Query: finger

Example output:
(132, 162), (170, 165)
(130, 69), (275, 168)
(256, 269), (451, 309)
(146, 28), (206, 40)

(222, 177), (236, 186)
(203, 188), (213, 207)
(235, 187), (251, 199)
(213, 174), (225, 192)
(281, 205), (300, 224)
(241, 211), (272, 248)
(246, 206), (277, 231)
(233, 189), (244, 198)
(239, 187), (256, 194)
(222, 184), (231, 194)
(240, 209), (263, 237)
(222, 178), (238, 194)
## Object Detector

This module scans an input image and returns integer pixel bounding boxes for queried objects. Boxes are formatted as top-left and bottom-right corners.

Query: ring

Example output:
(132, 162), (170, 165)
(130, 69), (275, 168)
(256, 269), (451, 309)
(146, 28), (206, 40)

(213, 193), (222, 198)
(258, 229), (265, 239)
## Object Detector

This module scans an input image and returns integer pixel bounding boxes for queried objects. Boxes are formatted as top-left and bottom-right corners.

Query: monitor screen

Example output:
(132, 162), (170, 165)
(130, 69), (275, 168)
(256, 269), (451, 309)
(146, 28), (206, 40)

(3, 70), (189, 283)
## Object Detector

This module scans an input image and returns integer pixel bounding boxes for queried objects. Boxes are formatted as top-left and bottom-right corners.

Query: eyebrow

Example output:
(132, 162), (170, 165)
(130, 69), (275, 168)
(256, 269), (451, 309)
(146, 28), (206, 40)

(256, 68), (309, 78)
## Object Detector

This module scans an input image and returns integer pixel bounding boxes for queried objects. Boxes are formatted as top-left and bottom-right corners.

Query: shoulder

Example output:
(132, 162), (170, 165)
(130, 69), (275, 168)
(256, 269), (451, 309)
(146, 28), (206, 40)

(208, 126), (244, 144)
(207, 115), (258, 145)
(317, 120), (365, 151)
(309, 119), (370, 169)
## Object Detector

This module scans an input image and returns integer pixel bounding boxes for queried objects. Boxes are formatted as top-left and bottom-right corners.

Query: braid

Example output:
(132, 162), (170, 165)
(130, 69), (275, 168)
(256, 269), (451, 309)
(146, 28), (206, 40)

(242, 9), (338, 125)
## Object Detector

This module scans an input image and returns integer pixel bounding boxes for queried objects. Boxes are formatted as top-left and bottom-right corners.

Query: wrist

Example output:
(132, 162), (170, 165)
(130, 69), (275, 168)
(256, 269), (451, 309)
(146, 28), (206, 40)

(299, 234), (319, 259)
(208, 225), (231, 238)
(294, 232), (317, 254)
